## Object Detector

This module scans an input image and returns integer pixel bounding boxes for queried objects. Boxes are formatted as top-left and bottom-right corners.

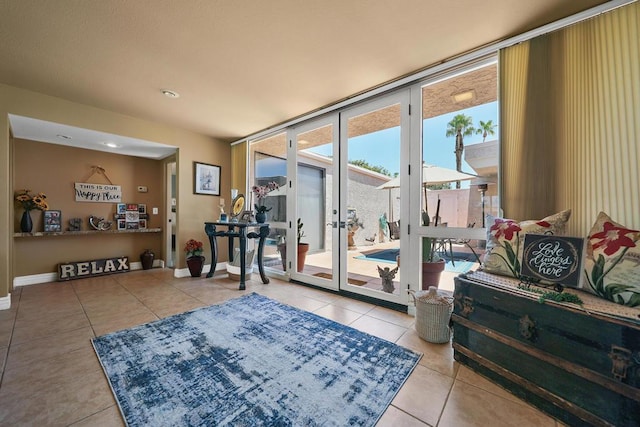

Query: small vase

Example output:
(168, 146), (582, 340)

(140, 249), (155, 270)
(20, 210), (33, 233)
(187, 255), (205, 277)
(255, 212), (266, 223)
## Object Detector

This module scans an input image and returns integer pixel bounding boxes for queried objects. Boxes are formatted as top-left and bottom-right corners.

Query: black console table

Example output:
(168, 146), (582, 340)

(204, 221), (270, 290)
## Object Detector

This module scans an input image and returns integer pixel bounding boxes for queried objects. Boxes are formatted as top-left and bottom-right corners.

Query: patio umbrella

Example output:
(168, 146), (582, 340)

(375, 164), (478, 190)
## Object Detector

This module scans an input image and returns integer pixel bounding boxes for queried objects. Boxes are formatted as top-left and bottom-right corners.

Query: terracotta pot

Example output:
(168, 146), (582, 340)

(297, 243), (309, 272)
(186, 255), (205, 277)
(421, 259), (445, 289)
(277, 243), (309, 272)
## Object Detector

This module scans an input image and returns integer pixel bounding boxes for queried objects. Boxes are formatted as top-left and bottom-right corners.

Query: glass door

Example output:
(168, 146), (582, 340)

(338, 90), (410, 305)
(288, 116), (339, 291)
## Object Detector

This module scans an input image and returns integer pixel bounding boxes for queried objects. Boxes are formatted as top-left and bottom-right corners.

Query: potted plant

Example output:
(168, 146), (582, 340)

(421, 199), (453, 289)
(184, 238), (205, 277)
(251, 181), (279, 223)
(277, 218), (309, 272)
(421, 235), (446, 289)
(15, 189), (48, 232)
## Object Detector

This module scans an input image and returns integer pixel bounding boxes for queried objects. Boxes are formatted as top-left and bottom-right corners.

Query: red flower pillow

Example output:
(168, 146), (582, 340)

(482, 209), (572, 278)
(583, 212), (640, 307)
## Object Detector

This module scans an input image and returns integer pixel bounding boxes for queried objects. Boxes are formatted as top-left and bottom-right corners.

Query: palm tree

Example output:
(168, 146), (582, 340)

(476, 120), (496, 142)
(445, 114), (475, 189)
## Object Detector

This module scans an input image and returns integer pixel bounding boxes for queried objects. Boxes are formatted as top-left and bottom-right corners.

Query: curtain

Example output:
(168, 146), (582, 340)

(499, 1), (639, 235)
(230, 142), (247, 194)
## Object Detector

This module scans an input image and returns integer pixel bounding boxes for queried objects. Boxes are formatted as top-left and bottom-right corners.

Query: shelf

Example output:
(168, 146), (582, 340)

(14, 228), (162, 238)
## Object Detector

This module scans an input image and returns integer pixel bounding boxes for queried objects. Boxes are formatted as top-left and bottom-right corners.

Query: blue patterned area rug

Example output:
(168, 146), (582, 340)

(92, 293), (421, 426)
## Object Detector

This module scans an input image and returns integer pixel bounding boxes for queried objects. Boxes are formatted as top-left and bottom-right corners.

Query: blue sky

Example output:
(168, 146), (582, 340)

(306, 101), (498, 178)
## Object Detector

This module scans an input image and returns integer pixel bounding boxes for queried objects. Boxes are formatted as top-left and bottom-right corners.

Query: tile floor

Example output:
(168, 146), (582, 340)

(0, 269), (562, 426)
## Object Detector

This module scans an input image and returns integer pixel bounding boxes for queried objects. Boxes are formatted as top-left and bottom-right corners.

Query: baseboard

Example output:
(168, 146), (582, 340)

(13, 259), (166, 287)
(13, 272), (58, 287)
(0, 293), (11, 310)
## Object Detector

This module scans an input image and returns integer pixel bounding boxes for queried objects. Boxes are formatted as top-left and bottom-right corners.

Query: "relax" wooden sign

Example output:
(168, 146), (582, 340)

(58, 256), (130, 281)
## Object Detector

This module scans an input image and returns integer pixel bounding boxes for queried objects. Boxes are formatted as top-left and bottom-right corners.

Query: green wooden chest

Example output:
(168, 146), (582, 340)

(452, 272), (640, 427)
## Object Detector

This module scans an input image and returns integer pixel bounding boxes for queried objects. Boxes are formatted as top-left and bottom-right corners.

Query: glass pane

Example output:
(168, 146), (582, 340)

(345, 103), (402, 296)
(249, 132), (287, 272)
(296, 124), (333, 278)
(421, 63), (498, 288)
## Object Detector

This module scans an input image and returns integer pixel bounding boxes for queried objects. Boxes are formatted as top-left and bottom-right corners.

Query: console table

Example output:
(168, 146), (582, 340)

(204, 221), (270, 290)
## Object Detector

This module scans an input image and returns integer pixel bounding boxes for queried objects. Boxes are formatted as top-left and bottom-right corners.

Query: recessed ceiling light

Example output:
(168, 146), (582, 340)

(161, 89), (180, 99)
(104, 142), (120, 148)
(56, 134), (72, 140)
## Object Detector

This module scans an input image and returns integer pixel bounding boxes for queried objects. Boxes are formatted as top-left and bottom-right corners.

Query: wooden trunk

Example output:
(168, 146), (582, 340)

(452, 272), (640, 427)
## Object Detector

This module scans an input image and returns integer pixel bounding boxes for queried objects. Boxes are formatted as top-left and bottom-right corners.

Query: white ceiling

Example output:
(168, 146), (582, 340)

(1, 0), (610, 155)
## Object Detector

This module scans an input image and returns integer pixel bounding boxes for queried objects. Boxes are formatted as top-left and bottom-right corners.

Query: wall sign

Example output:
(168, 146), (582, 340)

(75, 182), (122, 203)
(520, 234), (584, 287)
(58, 256), (129, 281)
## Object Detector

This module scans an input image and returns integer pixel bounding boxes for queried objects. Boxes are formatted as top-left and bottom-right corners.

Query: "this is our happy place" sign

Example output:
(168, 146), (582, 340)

(520, 234), (584, 287)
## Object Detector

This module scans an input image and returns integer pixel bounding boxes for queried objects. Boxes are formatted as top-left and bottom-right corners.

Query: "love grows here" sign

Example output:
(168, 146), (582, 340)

(520, 234), (584, 287)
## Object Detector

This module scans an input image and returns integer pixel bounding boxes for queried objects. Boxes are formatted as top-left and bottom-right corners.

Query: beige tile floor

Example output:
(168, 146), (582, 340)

(0, 269), (562, 426)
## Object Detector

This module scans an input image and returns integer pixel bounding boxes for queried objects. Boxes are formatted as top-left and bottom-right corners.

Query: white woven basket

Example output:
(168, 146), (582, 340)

(411, 287), (454, 343)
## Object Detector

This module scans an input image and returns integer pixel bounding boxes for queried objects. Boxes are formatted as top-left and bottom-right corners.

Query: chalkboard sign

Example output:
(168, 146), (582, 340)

(520, 234), (584, 287)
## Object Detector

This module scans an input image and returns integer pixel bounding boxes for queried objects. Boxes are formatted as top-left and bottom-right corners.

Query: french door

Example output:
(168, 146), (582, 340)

(287, 90), (411, 306)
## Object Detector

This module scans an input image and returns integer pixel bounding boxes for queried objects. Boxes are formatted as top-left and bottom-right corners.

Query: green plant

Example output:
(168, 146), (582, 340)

(297, 218), (306, 244)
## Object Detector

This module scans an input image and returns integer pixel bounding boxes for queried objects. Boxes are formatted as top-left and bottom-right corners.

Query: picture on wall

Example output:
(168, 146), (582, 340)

(44, 210), (62, 232)
(193, 162), (221, 196)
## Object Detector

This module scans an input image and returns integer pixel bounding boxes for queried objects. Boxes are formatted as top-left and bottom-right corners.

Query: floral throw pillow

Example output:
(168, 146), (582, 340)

(582, 212), (640, 307)
(482, 209), (572, 278)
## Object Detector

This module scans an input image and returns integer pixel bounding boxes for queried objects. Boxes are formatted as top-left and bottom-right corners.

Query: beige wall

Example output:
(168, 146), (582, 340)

(13, 139), (164, 276)
(1, 83), (231, 298)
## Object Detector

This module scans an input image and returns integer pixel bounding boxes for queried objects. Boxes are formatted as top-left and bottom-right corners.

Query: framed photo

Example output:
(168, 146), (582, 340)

(240, 211), (253, 222)
(117, 219), (127, 230)
(116, 203), (126, 214)
(139, 219), (147, 229)
(126, 221), (139, 230)
(125, 211), (140, 222)
(44, 210), (62, 232)
(193, 162), (221, 196)
(138, 204), (146, 214)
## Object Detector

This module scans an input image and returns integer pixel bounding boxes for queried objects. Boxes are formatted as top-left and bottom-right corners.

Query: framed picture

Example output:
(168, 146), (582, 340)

(139, 219), (147, 229)
(117, 219), (126, 230)
(116, 203), (126, 214)
(44, 210), (62, 232)
(138, 204), (146, 214)
(193, 162), (221, 196)
(125, 211), (140, 222)
(126, 221), (139, 230)
(240, 211), (253, 222)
